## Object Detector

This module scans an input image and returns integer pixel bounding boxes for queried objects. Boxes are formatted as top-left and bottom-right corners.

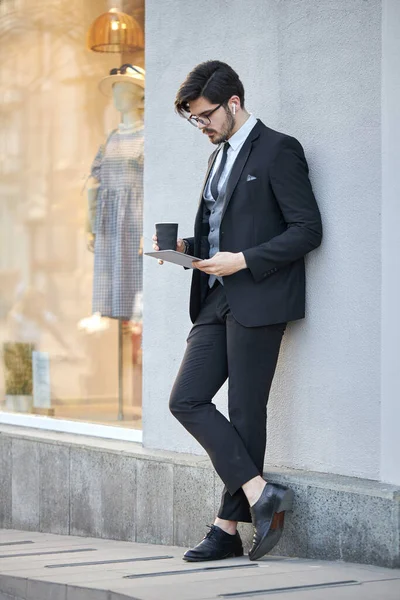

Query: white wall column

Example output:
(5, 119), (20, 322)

(380, 0), (400, 485)
(144, 0), (383, 482)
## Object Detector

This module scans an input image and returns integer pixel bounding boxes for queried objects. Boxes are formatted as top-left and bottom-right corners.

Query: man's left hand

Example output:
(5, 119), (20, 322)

(194, 252), (247, 276)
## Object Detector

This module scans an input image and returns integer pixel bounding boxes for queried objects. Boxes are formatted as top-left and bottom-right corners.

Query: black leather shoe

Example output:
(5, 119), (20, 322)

(183, 525), (243, 562)
(249, 483), (294, 561)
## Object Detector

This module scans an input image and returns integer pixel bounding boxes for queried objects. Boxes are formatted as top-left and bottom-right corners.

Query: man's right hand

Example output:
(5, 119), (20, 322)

(152, 234), (185, 265)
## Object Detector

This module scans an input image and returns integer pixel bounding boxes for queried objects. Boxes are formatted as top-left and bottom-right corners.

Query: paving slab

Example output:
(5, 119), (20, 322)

(0, 530), (399, 600)
(237, 579), (400, 600)
(107, 572), (400, 600)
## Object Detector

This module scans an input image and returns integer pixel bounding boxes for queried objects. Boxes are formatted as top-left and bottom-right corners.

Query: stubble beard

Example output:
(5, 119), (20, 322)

(205, 108), (235, 145)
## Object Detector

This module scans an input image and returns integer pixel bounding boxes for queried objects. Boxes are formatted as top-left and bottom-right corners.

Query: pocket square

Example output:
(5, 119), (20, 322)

(246, 174), (257, 182)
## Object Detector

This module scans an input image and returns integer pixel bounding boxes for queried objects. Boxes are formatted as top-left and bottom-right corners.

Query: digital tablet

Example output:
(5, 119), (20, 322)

(144, 250), (202, 269)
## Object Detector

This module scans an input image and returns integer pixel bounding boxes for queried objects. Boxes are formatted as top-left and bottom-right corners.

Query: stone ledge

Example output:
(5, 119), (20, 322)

(264, 465), (400, 499)
(0, 424), (210, 468)
(0, 425), (399, 568)
(240, 469), (400, 569)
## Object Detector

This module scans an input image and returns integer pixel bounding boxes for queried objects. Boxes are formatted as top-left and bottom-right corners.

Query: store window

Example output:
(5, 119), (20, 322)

(0, 0), (145, 430)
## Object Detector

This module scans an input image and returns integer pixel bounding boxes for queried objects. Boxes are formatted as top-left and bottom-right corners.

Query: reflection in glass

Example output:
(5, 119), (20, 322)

(0, 0), (144, 429)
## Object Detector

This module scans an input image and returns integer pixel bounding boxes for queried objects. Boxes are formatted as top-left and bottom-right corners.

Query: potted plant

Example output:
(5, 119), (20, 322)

(3, 342), (34, 412)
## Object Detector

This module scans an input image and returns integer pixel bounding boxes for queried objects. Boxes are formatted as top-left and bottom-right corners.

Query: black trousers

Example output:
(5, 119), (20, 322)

(169, 282), (286, 523)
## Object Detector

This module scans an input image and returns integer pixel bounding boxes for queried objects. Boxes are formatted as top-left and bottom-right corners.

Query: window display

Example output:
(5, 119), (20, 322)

(89, 65), (144, 322)
(0, 0), (145, 430)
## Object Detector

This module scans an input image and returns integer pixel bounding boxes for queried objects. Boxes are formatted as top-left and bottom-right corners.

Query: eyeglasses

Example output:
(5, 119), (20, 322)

(109, 64), (145, 76)
(187, 103), (223, 128)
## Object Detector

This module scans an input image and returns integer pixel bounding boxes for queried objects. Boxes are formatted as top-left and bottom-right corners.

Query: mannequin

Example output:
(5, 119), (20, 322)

(88, 67), (145, 322)
(112, 81), (144, 129)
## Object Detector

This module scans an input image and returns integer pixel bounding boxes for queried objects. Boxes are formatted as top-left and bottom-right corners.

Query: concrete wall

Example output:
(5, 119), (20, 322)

(143, 1), (393, 482)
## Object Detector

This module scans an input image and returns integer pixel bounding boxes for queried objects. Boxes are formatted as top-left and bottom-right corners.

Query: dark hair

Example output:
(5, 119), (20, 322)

(175, 60), (245, 116)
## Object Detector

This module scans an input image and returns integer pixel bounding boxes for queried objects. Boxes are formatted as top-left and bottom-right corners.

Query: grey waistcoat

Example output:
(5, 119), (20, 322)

(203, 176), (229, 287)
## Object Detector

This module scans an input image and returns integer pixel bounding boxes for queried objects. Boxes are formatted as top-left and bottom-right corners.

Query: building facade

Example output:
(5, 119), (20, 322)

(0, 0), (399, 568)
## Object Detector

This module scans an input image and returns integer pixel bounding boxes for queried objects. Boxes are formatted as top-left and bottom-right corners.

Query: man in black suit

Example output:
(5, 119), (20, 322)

(153, 61), (322, 562)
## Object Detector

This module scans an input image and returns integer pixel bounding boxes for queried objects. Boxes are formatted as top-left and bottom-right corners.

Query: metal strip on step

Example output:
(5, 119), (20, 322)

(0, 541), (35, 547)
(45, 555), (174, 568)
(218, 579), (360, 597)
(124, 563), (259, 579)
(0, 548), (97, 559)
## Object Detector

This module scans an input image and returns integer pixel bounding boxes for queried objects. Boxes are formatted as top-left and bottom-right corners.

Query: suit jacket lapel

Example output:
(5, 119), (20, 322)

(221, 122), (261, 220)
(199, 146), (220, 206)
(194, 119), (262, 231)
(194, 146), (220, 234)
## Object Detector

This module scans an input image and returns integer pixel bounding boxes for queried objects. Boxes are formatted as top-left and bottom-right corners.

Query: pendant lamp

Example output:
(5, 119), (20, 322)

(87, 8), (144, 53)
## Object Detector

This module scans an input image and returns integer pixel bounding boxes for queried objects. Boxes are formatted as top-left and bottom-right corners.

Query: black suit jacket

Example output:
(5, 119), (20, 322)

(184, 120), (322, 327)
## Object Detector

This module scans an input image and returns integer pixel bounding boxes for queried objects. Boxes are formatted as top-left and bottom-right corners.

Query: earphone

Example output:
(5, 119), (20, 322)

(232, 104), (236, 115)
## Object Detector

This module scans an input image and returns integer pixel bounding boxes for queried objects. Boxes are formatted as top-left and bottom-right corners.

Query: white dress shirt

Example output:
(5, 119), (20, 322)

(204, 114), (258, 201)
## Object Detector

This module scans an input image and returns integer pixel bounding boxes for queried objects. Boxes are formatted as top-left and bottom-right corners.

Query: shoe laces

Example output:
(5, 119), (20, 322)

(204, 525), (219, 541)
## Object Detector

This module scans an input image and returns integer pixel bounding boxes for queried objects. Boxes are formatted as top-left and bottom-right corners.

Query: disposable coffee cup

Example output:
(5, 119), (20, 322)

(155, 222), (178, 251)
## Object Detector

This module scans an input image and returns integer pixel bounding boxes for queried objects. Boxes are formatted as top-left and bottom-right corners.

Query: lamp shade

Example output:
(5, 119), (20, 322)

(87, 9), (144, 53)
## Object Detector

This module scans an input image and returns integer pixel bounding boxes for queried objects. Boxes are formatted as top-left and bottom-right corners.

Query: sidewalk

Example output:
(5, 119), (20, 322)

(1, 530), (400, 600)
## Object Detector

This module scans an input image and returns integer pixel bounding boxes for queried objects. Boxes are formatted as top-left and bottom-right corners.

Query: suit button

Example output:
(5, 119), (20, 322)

(263, 273), (267, 278)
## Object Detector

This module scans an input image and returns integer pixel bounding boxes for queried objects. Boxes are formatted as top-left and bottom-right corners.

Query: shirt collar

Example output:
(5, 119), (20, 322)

(227, 114), (258, 151)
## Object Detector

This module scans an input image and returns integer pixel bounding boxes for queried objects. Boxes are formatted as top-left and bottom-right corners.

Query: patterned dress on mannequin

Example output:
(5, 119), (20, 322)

(90, 123), (144, 321)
